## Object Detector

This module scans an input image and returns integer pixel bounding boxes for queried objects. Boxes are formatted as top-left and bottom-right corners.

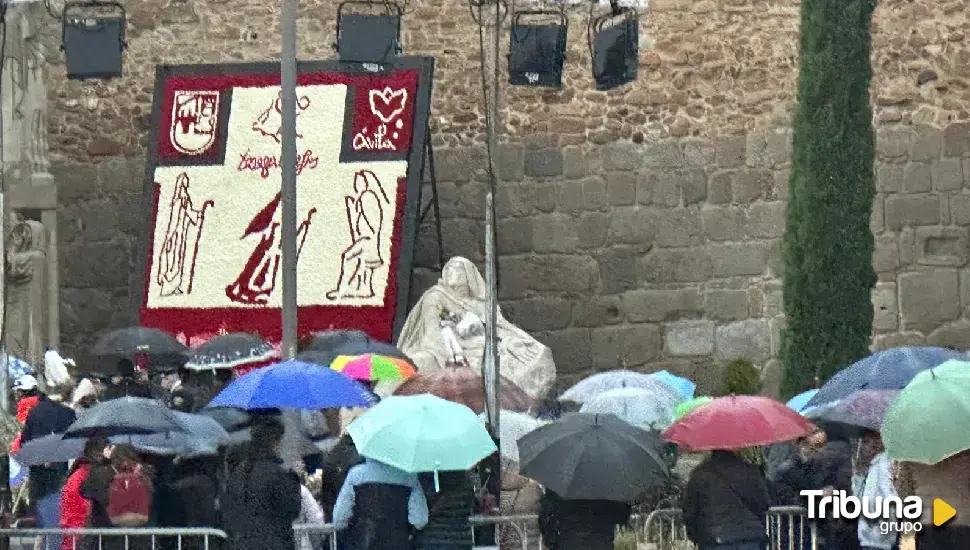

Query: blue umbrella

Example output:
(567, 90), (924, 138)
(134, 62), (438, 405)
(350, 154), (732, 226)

(650, 371), (695, 399)
(807, 347), (964, 407)
(786, 390), (818, 413)
(208, 360), (376, 410)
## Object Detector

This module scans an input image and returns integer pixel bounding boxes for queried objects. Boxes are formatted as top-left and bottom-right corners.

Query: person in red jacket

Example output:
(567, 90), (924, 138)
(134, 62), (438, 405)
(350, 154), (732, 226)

(60, 436), (108, 550)
(9, 375), (41, 453)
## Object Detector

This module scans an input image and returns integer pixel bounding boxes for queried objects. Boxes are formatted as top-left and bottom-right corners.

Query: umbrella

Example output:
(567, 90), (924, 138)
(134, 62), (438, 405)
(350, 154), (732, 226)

(882, 359), (970, 464)
(673, 396), (713, 420)
(347, 395), (496, 484)
(121, 411), (230, 456)
(650, 370), (695, 399)
(91, 327), (188, 362)
(662, 395), (816, 451)
(393, 365), (533, 414)
(198, 407), (252, 431)
(184, 333), (277, 371)
(306, 330), (409, 360)
(208, 360), (376, 410)
(331, 354), (416, 382)
(64, 397), (190, 439)
(479, 410), (544, 469)
(805, 389), (899, 432)
(559, 370), (681, 404)
(786, 390), (819, 414)
(6, 355), (33, 379)
(14, 434), (85, 466)
(807, 346), (964, 407)
(579, 388), (680, 430)
(517, 412), (669, 501)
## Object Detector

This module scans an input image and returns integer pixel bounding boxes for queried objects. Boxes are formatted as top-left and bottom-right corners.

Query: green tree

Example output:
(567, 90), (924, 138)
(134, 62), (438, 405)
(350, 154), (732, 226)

(718, 358), (763, 396)
(781, 0), (878, 398)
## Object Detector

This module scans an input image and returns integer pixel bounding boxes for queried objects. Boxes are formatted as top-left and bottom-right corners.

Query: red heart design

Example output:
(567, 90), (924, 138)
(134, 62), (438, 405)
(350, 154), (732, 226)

(368, 87), (408, 124)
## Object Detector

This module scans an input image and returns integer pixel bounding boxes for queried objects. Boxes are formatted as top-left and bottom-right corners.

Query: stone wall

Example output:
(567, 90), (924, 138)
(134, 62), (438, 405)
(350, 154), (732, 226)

(417, 122), (970, 393)
(37, 0), (970, 391)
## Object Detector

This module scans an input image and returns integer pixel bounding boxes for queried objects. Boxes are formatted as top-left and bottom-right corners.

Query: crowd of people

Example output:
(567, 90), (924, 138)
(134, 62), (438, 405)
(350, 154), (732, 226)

(2, 350), (969, 550)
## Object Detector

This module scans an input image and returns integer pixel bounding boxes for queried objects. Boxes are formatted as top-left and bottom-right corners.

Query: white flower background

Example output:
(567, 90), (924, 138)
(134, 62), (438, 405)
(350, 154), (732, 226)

(147, 84), (408, 309)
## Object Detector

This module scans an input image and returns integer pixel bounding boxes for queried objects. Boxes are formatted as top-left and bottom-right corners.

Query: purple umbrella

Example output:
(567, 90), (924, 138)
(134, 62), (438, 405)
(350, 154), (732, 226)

(805, 389), (899, 432)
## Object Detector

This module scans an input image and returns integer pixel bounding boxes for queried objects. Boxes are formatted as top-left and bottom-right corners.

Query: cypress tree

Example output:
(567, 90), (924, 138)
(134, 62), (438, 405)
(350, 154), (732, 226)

(780, 0), (878, 398)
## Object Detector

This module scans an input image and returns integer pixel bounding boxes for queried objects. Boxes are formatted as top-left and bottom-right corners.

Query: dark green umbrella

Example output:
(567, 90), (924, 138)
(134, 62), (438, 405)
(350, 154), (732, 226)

(517, 413), (669, 501)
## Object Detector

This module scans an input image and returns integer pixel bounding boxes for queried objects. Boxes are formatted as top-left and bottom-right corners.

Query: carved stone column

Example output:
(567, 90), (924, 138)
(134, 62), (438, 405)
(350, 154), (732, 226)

(2, 1), (59, 377)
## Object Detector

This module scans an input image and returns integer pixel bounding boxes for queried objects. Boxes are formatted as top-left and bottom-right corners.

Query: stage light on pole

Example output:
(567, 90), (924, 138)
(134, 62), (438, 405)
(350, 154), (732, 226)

(335, 0), (403, 65)
(507, 10), (567, 88)
(590, 5), (638, 91)
(61, 1), (127, 80)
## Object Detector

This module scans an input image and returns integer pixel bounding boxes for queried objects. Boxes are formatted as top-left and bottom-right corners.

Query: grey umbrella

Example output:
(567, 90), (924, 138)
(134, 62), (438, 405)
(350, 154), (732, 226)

(13, 434), (85, 466)
(517, 412), (669, 502)
(64, 397), (189, 439)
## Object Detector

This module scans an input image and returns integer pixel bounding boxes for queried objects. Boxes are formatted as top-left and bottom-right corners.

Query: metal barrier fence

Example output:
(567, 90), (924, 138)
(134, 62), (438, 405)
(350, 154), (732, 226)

(638, 507), (818, 550)
(0, 527), (228, 550)
(0, 508), (813, 550)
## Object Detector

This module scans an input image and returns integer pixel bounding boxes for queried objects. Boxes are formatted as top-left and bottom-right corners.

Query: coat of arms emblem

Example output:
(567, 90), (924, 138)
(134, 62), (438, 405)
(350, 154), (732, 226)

(170, 91), (220, 155)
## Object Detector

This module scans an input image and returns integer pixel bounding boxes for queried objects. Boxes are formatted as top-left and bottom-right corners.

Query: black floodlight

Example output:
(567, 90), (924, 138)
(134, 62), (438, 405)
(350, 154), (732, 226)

(335, 0), (403, 64)
(590, 6), (638, 91)
(508, 10), (567, 88)
(61, 1), (127, 80)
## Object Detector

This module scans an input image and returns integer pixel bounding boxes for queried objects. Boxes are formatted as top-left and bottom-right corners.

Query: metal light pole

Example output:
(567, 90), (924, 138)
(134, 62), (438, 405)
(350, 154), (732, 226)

(280, 0), (299, 360)
(482, 0), (501, 446)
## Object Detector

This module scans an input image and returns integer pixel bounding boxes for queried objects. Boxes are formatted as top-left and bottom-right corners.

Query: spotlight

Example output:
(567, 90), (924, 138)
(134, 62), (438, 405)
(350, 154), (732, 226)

(508, 10), (567, 88)
(61, 1), (127, 80)
(335, 0), (403, 65)
(590, 6), (638, 91)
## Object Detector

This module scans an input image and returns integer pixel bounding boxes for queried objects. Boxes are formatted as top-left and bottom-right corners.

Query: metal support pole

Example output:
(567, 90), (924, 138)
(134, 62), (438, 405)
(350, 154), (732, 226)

(482, 0), (501, 451)
(280, 0), (299, 360)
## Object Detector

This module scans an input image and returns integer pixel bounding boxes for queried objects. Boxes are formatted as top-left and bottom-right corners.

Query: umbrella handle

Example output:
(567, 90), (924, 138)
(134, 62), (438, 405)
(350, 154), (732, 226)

(433, 460), (441, 492)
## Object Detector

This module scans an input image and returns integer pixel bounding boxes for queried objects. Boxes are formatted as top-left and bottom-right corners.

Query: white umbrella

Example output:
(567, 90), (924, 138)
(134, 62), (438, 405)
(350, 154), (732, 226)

(580, 388), (679, 430)
(480, 410), (546, 471)
(559, 370), (681, 404)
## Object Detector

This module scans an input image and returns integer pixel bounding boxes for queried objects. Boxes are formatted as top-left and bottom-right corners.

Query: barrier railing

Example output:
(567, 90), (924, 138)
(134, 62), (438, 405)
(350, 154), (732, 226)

(470, 514), (542, 550)
(292, 523), (336, 550)
(636, 506), (817, 550)
(766, 506), (817, 550)
(0, 527), (228, 550)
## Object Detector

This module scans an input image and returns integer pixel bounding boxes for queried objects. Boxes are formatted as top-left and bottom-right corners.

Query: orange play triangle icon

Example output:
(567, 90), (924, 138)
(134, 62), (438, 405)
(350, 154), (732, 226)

(934, 498), (956, 526)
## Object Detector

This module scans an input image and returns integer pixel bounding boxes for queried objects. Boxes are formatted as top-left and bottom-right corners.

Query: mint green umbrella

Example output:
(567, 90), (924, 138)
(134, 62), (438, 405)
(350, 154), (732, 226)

(347, 394), (497, 485)
(882, 359), (970, 464)
(674, 396), (713, 420)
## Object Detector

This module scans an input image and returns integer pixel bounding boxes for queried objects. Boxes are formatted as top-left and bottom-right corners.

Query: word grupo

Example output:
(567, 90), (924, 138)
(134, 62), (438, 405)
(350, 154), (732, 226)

(801, 490), (923, 535)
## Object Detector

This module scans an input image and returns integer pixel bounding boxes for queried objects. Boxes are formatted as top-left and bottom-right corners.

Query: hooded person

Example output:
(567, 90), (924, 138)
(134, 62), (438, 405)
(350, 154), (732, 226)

(103, 360), (152, 399)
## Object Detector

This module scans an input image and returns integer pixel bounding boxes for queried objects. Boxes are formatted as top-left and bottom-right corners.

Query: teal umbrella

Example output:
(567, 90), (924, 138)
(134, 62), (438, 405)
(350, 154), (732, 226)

(347, 394), (497, 488)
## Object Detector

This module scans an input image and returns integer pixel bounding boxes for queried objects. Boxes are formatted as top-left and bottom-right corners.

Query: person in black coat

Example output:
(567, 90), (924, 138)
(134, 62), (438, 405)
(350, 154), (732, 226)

(21, 385), (76, 550)
(104, 360), (153, 399)
(320, 434), (364, 519)
(537, 490), (631, 550)
(222, 414), (302, 550)
(413, 471), (476, 549)
(681, 450), (769, 550)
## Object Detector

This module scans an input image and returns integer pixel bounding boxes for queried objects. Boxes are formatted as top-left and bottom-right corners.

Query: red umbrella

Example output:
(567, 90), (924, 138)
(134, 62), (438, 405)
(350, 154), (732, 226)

(661, 395), (816, 451)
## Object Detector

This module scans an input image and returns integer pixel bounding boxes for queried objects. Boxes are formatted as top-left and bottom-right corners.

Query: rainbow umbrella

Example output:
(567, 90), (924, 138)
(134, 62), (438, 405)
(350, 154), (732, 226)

(331, 354), (416, 382)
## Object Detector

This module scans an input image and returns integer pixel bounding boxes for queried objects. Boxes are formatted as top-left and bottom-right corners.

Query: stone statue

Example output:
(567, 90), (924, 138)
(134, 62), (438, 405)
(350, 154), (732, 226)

(394, 256), (556, 399)
(4, 216), (49, 368)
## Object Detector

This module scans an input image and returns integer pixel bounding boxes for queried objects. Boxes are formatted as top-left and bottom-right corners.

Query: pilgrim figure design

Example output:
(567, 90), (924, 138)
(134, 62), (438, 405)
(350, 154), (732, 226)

(326, 170), (390, 301)
(157, 173), (214, 297)
(252, 90), (311, 144)
(225, 192), (317, 305)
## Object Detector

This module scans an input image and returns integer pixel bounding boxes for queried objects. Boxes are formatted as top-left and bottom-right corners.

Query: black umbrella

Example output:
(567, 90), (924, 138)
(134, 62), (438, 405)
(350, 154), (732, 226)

(13, 434), (85, 466)
(64, 397), (189, 439)
(90, 327), (188, 371)
(306, 330), (410, 360)
(199, 406), (252, 431)
(517, 413), (669, 502)
(185, 333), (277, 371)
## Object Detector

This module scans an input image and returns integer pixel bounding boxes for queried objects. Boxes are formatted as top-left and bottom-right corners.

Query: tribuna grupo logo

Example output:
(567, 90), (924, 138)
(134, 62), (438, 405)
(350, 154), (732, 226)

(801, 490), (923, 534)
